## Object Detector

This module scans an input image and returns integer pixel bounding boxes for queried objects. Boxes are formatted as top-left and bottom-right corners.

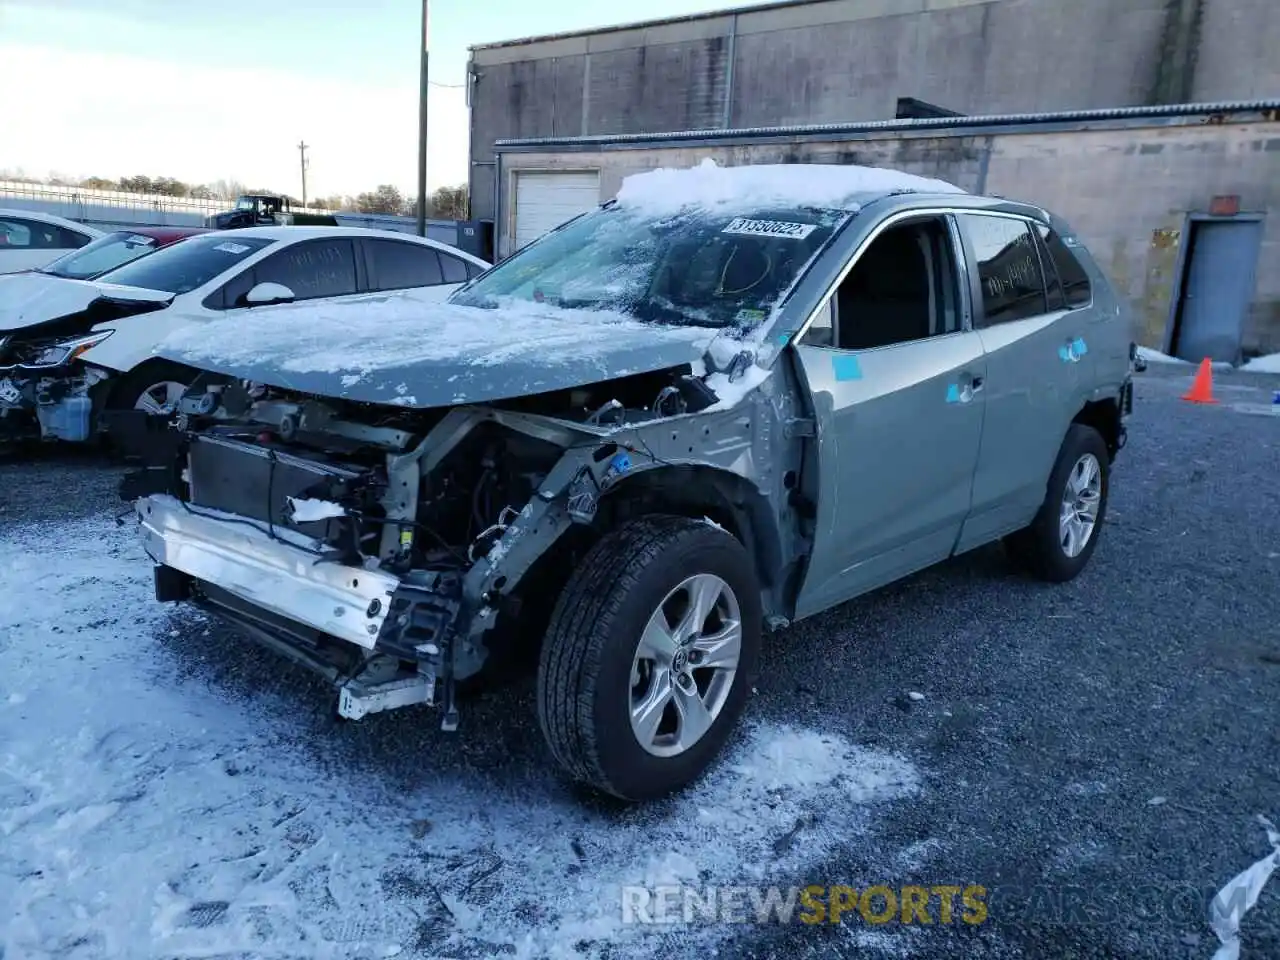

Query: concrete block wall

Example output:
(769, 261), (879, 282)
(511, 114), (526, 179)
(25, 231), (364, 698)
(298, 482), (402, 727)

(468, 0), (1280, 222)
(495, 118), (1280, 353)
(984, 122), (1280, 354)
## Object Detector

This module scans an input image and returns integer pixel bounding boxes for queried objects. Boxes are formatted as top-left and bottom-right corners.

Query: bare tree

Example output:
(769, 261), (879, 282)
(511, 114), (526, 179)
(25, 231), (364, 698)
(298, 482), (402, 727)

(354, 184), (406, 215)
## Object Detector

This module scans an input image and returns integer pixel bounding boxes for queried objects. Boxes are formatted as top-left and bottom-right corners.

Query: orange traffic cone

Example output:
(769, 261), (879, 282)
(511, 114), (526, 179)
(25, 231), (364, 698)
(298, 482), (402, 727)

(1181, 358), (1218, 404)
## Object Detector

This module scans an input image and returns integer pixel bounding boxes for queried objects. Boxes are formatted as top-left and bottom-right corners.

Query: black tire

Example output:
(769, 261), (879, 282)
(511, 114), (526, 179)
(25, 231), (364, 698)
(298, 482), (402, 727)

(1004, 423), (1110, 582)
(106, 361), (196, 414)
(537, 515), (762, 801)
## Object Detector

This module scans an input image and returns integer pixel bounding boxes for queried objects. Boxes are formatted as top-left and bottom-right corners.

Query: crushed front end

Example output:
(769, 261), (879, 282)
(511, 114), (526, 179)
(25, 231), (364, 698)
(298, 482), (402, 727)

(120, 360), (781, 728)
(0, 333), (114, 443)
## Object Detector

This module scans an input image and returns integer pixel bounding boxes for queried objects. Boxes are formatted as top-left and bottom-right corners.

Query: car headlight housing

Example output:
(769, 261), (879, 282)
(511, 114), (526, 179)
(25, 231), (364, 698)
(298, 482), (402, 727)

(31, 331), (114, 368)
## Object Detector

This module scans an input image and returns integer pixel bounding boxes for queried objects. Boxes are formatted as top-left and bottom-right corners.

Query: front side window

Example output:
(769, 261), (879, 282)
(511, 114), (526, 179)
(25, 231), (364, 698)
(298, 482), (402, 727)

(42, 231), (161, 280)
(803, 216), (961, 350)
(453, 203), (852, 332)
(254, 238), (358, 300)
(99, 233), (273, 294)
(959, 214), (1047, 326)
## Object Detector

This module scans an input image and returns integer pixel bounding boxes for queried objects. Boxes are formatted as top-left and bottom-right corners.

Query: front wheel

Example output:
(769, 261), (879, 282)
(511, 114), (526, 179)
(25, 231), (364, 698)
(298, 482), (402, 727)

(106, 361), (196, 416)
(1004, 423), (1110, 582)
(537, 515), (762, 801)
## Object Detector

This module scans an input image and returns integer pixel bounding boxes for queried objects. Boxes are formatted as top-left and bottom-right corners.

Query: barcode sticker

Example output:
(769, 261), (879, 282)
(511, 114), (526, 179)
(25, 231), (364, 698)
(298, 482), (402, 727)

(723, 218), (817, 240)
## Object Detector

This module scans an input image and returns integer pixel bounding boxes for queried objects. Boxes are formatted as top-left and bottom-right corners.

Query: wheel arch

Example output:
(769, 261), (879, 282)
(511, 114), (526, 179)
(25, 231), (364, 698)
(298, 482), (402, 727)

(491, 464), (786, 667)
(1072, 397), (1122, 461)
(598, 464), (786, 591)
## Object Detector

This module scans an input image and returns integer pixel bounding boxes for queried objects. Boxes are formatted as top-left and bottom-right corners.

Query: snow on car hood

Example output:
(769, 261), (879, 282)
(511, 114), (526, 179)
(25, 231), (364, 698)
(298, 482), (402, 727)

(154, 290), (723, 408)
(0, 270), (173, 332)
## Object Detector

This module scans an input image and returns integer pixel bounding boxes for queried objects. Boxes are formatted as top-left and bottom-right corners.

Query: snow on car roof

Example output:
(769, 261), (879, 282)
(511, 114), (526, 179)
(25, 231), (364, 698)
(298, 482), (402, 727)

(613, 159), (965, 216)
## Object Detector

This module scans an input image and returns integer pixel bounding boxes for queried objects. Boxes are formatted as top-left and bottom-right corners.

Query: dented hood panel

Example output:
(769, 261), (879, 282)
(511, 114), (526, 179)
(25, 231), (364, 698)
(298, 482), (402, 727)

(152, 293), (721, 409)
(0, 271), (173, 332)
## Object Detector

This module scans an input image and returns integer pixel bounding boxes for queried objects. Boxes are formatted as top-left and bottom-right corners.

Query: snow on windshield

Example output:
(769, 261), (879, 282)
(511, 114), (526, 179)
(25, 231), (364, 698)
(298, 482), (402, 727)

(614, 158), (965, 217)
(159, 290), (717, 378)
(455, 199), (849, 335)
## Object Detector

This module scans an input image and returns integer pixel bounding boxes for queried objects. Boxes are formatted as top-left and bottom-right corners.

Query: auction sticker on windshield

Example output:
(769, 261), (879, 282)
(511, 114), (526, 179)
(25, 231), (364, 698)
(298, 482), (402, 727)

(723, 218), (817, 240)
(214, 242), (251, 255)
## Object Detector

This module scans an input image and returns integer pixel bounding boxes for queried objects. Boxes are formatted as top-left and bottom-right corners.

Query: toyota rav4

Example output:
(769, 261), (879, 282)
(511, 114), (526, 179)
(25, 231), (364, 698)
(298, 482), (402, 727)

(120, 161), (1135, 802)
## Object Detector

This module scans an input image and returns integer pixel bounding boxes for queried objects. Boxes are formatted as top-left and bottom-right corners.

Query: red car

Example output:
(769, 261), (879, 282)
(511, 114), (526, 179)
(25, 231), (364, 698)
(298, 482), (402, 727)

(36, 226), (210, 281)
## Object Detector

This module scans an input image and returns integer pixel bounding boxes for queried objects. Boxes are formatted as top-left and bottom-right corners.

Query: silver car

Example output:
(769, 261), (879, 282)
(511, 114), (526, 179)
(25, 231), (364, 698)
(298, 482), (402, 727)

(122, 164), (1135, 802)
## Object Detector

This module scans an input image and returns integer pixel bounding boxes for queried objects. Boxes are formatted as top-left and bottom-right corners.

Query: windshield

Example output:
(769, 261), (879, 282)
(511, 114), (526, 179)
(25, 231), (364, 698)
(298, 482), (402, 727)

(97, 234), (273, 294)
(452, 204), (851, 331)
(235, 198), (258, 211)
(40, 231), (161, 280)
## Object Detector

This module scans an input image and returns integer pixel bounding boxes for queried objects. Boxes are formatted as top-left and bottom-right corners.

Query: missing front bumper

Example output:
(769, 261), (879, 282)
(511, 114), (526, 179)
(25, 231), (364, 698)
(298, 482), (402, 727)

(137, 494), (446, 720)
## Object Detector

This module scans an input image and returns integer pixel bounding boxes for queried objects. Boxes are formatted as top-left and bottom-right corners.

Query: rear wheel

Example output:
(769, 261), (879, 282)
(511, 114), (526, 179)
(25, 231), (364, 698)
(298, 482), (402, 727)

(1004, 423), (1110, 582)
(537, 515), (761, 801)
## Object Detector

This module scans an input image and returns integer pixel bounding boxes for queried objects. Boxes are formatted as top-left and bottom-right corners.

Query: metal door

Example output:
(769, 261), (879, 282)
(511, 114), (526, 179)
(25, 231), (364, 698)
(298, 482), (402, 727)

(1176, 220), (1263, 363)
(792, 333), (987, 620)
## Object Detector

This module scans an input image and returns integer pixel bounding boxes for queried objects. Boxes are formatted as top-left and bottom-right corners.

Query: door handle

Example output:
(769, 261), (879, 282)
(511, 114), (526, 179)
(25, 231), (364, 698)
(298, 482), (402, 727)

(971, 376), (985, 392)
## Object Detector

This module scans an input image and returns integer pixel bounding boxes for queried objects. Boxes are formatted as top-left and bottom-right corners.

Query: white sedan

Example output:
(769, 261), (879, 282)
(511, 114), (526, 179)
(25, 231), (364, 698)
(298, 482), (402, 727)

(0, 226), (489, 442)
(0, 208), (104, 274)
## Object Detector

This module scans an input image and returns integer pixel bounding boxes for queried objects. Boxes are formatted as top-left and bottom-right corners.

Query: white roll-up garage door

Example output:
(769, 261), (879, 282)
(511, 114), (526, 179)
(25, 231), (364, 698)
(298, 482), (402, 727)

(512, 171), (600, 251)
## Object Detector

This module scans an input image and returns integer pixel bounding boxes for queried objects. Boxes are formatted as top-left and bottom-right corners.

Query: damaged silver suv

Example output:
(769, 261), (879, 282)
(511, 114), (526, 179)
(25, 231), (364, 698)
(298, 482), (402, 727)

(121, 162), (1135, 801)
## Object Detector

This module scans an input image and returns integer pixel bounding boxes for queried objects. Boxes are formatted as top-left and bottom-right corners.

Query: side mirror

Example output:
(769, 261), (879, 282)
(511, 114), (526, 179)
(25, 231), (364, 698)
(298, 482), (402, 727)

(244, 281), (296, 305)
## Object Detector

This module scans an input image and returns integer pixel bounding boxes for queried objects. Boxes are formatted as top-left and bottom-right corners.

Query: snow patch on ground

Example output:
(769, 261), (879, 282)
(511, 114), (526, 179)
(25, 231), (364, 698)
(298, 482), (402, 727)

(0, 518), (922, 960)
(159, 293), (714, 379)
(615, 158), (964, 217)
(1241, 352), (1280, 374)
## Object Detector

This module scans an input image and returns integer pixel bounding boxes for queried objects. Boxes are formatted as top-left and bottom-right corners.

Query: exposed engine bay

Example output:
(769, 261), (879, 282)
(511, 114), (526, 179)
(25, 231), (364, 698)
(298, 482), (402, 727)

(122, 355), (806, 730)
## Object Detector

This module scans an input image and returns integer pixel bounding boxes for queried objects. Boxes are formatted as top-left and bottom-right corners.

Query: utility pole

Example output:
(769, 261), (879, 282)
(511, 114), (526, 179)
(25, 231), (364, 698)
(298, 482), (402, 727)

(416, 0), (429, 236)
(297, 141), (310, 208)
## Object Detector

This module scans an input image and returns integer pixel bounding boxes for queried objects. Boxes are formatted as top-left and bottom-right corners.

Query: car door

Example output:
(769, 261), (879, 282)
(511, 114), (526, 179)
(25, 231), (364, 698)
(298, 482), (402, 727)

(792, 212), (987, 620)
(363, 238), (474, 303)
(207, 237), (362, 312)
(0, 216), (88, 274)
(952, 212), (1094, 552)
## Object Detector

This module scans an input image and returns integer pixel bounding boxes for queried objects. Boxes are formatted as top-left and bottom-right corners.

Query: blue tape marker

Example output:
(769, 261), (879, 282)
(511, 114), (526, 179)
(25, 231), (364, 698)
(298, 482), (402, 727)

(945, 383), (961, 404)
(832, 354), (862, 381)
(1058, 345), (1073, 363)
(1073, 337), (1088, 356)
(775, 332), (791, 346)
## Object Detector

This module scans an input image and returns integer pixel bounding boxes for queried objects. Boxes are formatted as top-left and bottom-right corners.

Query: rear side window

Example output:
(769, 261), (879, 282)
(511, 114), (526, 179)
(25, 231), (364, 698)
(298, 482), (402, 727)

(959, 214), (1048, 326)
(366, 239), (443, 291)
(439, 253), (470, 284)
(254, 238), (358, 300)
(465, 260), (486, 279)
(1036, 224), (1092, 308)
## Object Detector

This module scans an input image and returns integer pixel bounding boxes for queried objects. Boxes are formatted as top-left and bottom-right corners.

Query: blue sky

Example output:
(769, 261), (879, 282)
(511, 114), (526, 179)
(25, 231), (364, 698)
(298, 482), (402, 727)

(1, 0), (738, 199)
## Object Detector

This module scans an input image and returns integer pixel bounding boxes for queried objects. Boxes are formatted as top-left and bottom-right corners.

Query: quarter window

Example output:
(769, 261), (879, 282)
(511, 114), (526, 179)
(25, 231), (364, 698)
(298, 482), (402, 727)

(440, 253), (469, 284)
(367, 239), (443, 291)
(253, 238), (358, 300)
(960, 215), (1048, 326)
(1036, 224), (1092, 308)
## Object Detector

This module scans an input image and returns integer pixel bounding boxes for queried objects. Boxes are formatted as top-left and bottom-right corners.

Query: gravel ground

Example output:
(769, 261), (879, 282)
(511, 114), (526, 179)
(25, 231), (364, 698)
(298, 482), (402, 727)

(2, 364), (1278, 959)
